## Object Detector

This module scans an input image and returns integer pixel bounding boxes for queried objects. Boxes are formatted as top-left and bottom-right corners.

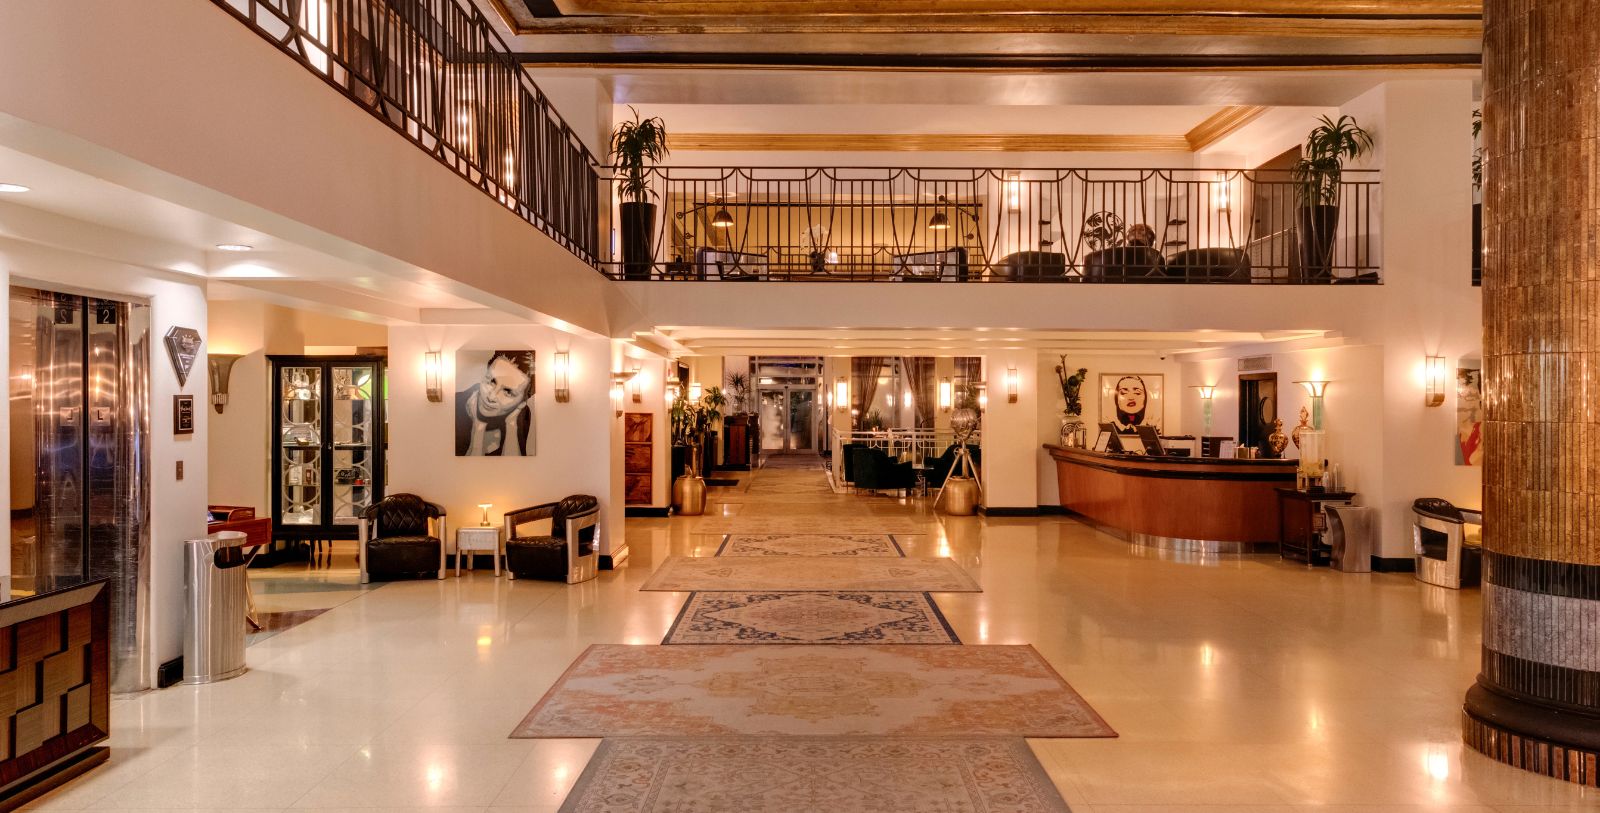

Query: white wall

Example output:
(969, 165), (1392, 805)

(1, 238), (207, 689)
(386, 325), (623, 559)
(980, 350), (1037, 509)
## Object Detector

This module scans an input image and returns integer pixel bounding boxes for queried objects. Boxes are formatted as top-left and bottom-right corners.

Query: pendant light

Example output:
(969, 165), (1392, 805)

(711, 197), (735, 229)
(927, 194), (951, 230)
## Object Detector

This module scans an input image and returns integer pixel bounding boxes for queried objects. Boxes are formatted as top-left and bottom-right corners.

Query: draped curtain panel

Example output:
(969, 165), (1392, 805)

(903, 357), (935, 428)
(851, 356), (884, 429)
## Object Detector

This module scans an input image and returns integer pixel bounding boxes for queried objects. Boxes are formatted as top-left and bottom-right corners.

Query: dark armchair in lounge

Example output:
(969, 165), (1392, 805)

(923, 444), (982, 489)
(504, 495), (601, 583)
(359, 494), (446, 583)
(1163, 247), (1250, 282)
(1083, 246), (1165, 281)
(993, 251), (1068, 281)
(851, 446), (915, 495)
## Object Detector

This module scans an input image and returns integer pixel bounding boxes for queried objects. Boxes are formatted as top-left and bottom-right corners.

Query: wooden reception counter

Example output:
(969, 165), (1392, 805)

(0, 578), (110, 812)
(1045, 445), (1298, 553)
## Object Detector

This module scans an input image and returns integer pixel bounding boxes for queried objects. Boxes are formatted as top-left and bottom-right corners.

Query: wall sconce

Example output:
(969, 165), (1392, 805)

(938, 377), (953, 412)
(688, 381), (703, 400)
(552, 351), (571, 403)
(665, 382), (680, 403)
(834, 376), (849, 410)
(1424, 355), (1447, 407)
(611, 369), (637, 417)
(629, 365), (642, 403)
(1005, 366), (1019, 403)
(1193, 385), (1217, 435)
(207, 353), (242, 413)
(1213, 171), (1232, 212)
(1294, 379), (1330, 429)
(976, 382), (990, 409)
(422, 350), (443, 403)
(1005, 173), (1022, 211)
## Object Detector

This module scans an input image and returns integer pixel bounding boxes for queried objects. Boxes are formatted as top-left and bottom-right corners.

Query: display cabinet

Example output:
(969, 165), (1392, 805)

(269, 355), (386, 544)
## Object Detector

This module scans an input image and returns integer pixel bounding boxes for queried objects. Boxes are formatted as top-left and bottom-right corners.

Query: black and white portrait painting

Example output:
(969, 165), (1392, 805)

(1099, 373), (1164, 435)
(455, 349), (536, 456)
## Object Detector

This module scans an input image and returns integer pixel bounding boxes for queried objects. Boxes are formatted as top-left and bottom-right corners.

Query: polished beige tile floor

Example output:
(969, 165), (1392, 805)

(25, 460), (1600, 811)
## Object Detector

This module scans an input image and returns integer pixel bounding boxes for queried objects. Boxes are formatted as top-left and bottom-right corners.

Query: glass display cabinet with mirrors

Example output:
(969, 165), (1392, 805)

(269, 355), (387, 555)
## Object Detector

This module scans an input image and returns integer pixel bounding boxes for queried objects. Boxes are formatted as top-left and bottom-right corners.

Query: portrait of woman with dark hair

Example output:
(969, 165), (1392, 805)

(1100, 373), (1164, 435)
(455, 349), (536, 456)
(1456, 366), (1483, 466)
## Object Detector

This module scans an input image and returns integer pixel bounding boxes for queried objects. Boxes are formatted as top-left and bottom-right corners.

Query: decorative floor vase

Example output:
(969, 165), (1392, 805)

(940, 476), (979, 516)
(673, 474), (707, 516)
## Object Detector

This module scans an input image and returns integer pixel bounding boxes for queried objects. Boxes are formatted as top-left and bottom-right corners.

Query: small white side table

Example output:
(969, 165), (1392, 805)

(455, 526), (504, 576)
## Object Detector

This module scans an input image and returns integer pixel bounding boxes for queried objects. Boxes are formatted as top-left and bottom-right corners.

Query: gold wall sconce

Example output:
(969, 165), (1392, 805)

(552, 351), (571, 403)
(1294, 379), (1330, 429)
(208, 353), (243, 413)
(1424, 356), (1447, 407)
(629, 365), (642, 403)
(835, 376), (849, 410)
(611, 369), (637, 416)
(1005, 366), (1019, 404)
(423, 350), (443, 403)
(938, 377), (953, 412)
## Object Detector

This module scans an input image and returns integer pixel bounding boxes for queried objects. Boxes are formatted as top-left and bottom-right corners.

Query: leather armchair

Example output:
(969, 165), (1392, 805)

(851, 446), (915, 495)
(504, 494), (601, 583)
(359, 494), (446, 583)
(1083, 246), (1165, 281)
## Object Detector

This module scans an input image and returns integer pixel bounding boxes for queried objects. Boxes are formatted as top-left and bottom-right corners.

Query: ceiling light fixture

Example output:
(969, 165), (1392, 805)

(215, 243), (254, 252)
(0, 183), (30, 193)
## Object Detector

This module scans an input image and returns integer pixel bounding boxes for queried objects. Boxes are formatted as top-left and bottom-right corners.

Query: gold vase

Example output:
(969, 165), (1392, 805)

(940, 476), (979, 516)
(673, 474), (707, 516)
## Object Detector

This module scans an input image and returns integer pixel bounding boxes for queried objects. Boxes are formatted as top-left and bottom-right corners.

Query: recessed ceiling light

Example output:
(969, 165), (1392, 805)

(215, 243), (254, 252)
(0, 183), (30, 193)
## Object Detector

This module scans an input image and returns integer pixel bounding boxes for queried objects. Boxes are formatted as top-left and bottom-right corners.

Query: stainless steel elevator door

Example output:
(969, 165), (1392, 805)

(9, 286), (150, 692)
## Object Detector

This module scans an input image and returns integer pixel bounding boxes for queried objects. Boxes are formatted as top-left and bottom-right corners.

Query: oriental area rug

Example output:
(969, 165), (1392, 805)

(663, 591), (959, 644)
(638, 555), (981, 592)
(511, 644), (1115, 738)
(717, 533), (905, 557)
(557, 737), (1071, 813)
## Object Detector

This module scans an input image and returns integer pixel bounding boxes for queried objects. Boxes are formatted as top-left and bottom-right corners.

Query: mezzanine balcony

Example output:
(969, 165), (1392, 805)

(606, 166), (1379, 284)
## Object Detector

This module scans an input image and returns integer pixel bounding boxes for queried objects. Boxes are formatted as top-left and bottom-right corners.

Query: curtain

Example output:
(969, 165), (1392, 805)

(902, 356), (935, 429)
(851, 356), (884, 430)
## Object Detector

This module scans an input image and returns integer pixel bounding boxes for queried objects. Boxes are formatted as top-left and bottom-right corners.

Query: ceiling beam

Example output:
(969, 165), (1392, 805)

(1185, 105), (1269, 151)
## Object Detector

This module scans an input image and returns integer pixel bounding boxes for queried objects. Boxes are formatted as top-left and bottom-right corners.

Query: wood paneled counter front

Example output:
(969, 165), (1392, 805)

(1045, 445), (1298, 553)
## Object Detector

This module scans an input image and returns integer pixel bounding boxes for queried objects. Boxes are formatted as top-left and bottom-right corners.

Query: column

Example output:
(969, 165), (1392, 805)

(1464, 0), (1600, 786)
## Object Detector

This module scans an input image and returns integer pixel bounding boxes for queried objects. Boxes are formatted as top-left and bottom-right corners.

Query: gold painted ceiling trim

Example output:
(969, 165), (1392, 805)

(521, 58), (1477, 73)
(555, 1), (1477, 14)
(667, 133), (1193, 152)
(1185, 106), (1269, 151)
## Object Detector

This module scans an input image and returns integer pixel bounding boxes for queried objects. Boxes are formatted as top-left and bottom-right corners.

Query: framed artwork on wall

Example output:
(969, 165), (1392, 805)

(1099, 373), (1164, 434)
(455, 349), (536, 457)
(173, 395), (195, 434)
(1456, 364), (1483, 466)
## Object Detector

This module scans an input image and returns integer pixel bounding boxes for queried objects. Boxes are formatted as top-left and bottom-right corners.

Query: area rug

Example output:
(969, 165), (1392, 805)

(557, 737), (1070, 812)
(512, 644), (1116, 738)
(639, 555), (980, 592)
(716, 533), (904, 557)
(663, 591), (959, 644)
(687, 516), (929, 535)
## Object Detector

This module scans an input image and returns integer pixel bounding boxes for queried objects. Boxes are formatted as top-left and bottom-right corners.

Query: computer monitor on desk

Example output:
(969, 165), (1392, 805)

(1136, 425), (1165, 456)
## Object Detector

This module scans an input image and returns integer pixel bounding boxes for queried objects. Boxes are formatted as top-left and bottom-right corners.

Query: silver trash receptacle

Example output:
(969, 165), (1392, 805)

(1325, 504), (1376, 572)
(183, 531), (251, 684)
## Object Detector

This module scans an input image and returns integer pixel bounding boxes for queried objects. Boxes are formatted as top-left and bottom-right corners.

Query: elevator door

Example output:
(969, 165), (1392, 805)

(758, 387), (817, 453)
(9, 286), (150, 692)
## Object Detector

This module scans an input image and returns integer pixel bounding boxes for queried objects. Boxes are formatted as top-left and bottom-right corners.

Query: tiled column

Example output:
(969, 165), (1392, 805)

(1464, 0), (1600, 786)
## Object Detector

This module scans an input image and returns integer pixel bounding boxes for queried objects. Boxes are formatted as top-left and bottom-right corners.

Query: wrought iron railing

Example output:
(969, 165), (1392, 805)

(608, 167), (1379, 284)
(213, 0), (601, 266)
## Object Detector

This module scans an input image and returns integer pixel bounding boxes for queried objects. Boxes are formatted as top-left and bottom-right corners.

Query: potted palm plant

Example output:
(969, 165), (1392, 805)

(610, 107), (668, 280)
(1291, 114), (1373, 279)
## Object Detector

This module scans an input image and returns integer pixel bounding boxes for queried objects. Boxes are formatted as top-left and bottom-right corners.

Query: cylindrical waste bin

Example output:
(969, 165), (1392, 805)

(183, 531), (251, 684)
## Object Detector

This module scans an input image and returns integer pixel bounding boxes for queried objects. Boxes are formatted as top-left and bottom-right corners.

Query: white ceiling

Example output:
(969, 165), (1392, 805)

(620, 104), (1228, 136)
(653, 326), (1331, 357)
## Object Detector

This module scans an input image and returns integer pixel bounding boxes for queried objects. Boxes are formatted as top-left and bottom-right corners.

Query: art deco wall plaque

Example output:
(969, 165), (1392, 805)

(164, 326), (202, 387)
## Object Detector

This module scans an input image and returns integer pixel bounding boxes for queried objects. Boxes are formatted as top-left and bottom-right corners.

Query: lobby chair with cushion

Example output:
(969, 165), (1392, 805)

(840, 442), (863, 486)
(851, 446), (915, 495)
(504, 494), (601, 583)
(1083, 246), (1165, 282)
(994, 251), (1068, 281)
(359, 493), (447, 583)
(1164, 247), (1250, 282)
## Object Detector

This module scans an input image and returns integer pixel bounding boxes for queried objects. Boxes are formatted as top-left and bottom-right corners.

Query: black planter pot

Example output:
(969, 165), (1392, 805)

(620, 201), (657, 281)
(1295, 204), (1340, 280)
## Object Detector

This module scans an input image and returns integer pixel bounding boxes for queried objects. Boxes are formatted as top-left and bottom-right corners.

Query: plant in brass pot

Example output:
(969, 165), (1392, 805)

(610, 107), (669, 281)
(1291, 114), (1373, 279)
(669, 387), (724, 515)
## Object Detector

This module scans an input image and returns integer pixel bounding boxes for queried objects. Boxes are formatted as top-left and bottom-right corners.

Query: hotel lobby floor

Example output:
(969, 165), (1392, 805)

(22, 461), (1600, 811)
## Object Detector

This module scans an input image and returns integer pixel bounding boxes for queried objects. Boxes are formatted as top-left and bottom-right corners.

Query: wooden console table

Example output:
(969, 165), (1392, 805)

(1276, 488), (1357, 566)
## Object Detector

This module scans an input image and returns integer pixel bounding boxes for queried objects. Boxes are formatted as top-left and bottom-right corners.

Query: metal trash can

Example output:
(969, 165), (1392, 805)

(183, 531), (251, 684)
(1412, 498), (1483, 589)
(1325, 504), (1376, 572)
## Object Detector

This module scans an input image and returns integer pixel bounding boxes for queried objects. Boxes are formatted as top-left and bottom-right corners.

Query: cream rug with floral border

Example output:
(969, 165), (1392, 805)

(638, 555), (980, 592)
(557, 737), (1070, 812)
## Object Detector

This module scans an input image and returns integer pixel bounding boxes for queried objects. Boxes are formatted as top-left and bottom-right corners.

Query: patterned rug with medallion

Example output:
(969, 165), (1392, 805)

(525, 463), (1104, 811)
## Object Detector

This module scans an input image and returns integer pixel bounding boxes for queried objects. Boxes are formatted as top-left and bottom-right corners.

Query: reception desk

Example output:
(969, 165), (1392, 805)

(1045, 445), (1297, 553)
